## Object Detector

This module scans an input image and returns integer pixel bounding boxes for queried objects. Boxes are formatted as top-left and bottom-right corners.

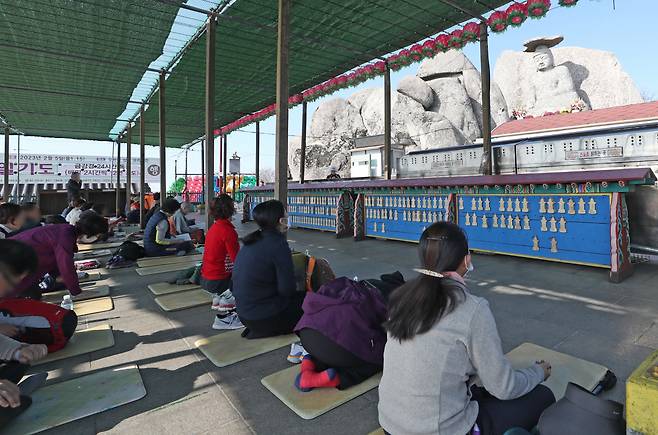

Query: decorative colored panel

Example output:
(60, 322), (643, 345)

(458, 194), (613, 268)
(365, 192), (452, 242)
(288, 193), (337, 232)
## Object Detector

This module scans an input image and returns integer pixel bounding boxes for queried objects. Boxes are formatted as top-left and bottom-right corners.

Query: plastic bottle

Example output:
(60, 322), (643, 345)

(61, 295), (74, 311)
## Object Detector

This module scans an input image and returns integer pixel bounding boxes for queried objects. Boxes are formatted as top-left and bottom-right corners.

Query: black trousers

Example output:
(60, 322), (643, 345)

(472, 385), (556, 435)
(0, 362), (31, 428)
(200, 277), (231, 295)
(239, 292), (305, 340)
(299, 328), (381, 390)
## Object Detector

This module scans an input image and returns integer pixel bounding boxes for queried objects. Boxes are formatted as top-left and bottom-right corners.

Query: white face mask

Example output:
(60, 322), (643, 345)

(78, 235), (98, 244)
(465, 260), (474, 276)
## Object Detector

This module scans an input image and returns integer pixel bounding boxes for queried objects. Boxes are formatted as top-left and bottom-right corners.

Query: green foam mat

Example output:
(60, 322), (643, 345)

(42, 285), (110, 304)
(136, 261), (200, 276)
(35, 324), (114, 366)
(147, 282), (201, 295)
(137, 253), (202, 268)
(261, 365), (381, 420)
(1, 365), (146, 435)
(154, 289), (211, 311)
(195, 330), (297, 368)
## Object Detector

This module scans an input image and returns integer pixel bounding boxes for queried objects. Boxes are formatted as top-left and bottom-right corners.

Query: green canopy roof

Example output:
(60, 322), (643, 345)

(0, 0), (183, 140)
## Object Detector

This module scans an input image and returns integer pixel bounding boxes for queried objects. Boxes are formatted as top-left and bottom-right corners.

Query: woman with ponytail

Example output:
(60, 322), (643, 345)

(378, 222), (555, 435)
(231, 200), (302, 339)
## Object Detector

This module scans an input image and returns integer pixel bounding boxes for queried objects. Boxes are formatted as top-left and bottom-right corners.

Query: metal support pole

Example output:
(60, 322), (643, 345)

(3, 128), (9, 202)
(159, 69), (167, 198)
(222, 134), (228, 194)
(274, 0), (290, 204)
(479, 22), (493, 176)
(384, 64), (392, 180)
(115, 138), (121, 216)
(184, 147), (188, 202)
(205, 14), (216, 226)
(139, 105), (146, 228)
(300, 101), (307, 183)
(125, 124), (132, 214)
(255, 122), (260, 185)
(201, 139), (205, 204)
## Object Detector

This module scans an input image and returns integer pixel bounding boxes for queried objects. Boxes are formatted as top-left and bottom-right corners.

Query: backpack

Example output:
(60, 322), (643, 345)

(0, 298), (78, 352)
(113, 241), (145, 261)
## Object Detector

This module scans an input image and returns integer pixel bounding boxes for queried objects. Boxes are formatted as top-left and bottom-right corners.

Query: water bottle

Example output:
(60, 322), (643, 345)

(61, 295), (74, 311)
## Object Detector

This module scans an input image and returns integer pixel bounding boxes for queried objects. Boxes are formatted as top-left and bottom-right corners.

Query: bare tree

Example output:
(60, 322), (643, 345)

(641, 89), (656, 102)
(259, 167), (275, 183)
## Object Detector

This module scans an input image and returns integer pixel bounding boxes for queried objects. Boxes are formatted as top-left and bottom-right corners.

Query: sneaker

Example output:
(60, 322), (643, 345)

(211, 290), (236, 313)
(287, 342), (309, 364)
(212, 312), (244, 330)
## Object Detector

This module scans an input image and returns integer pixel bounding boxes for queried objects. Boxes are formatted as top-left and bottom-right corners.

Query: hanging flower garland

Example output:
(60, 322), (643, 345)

(506, 3), (528, 27)
(487, 10), (508, 33)
(216, 0), (580, 135)
(527, 0), (551, 18)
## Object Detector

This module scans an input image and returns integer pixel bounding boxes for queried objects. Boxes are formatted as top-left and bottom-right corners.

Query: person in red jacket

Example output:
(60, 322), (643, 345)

(201, 195), (240, 328)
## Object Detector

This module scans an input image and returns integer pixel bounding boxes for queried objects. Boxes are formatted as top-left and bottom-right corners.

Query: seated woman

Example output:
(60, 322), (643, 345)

(143, 198), (194, 257)
(232, 200), (302, 339)
(293, 276), (387, 392)
(172, 202), (203, 243)
(378, 222), (554, 435)
(0, 239), (51, 428)
(11, 212), (109, 299)
(0, 203), (26, 239)
(200, 195), (239, 313)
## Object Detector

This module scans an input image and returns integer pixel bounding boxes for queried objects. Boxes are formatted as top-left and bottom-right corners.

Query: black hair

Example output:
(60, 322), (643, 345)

(161, 198), (180, 214)
(0, 203), (22, 225)
(242, 200), (285, 245)
(21, 202), (38, 212)
(385, 222), (469, 341)
(91, 203), (105, 215)
(71, 197), (85, 208)
(210, 194), (235, 220)
(0, 239), (38, 277)
(153, 192), (161, 201)
(45, 214), (68, 225)
(81, 202), (94, 211)
(75, 210), (109, 236)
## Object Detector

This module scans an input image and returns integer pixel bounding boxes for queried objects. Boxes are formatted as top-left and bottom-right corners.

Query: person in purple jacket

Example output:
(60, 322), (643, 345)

(11, 212), (109, 299)
(293, 277), (388, 392)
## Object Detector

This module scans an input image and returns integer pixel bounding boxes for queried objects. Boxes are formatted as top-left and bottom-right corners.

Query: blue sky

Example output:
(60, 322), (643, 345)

(12, 0), (657, 191)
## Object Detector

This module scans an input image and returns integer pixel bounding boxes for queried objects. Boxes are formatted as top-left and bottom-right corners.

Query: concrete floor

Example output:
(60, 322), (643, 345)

(37, 215), (657, 435)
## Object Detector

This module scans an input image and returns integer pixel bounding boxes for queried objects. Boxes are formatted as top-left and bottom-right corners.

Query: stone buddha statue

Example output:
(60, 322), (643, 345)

(525, 36), (589, 116)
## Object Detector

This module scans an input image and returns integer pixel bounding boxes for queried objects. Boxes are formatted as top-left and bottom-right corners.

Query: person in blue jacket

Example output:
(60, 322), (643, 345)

(231, 200), (302, 339)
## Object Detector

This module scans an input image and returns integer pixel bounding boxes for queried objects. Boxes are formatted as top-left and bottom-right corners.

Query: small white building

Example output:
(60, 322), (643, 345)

(349, 135), (409, 178)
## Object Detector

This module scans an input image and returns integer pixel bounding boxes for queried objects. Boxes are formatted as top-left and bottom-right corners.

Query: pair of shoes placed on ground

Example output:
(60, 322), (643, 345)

(211, 290), (243, 330)
(287, 342), (309, 364)
(294, 355), (340, 392)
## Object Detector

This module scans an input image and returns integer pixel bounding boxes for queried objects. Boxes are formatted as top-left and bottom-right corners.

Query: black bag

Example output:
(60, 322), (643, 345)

(113, 241), (145, 261)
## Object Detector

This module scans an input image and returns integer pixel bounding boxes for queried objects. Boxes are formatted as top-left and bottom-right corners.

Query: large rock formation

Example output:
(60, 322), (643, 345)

(494, 46), (643, 115)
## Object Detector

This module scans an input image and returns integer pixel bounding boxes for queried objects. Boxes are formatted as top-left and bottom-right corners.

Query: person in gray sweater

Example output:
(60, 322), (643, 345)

(378, 222), (554, 435)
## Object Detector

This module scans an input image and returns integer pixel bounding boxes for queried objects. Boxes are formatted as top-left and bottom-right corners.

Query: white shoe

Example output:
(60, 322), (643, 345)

(287, 342), (309, 364)
(211, 290), (236, 313)
(212, 312), (244, 330)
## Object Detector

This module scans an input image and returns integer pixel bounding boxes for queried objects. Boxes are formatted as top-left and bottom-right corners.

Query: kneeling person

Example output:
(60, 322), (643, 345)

(143, 198), (194, 257)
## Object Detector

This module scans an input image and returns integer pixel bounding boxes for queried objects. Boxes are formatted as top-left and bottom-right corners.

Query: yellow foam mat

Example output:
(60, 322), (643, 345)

(261, 365), (381, 420)
(35, 324), (114, 366)
(506, 342), (609, 400)
(148, 282), (201, 295)
(368, 429), (385, 435)
(137, 253), (203, 268)
(42, 285), (110, 304)
(1, 365), (145, 435)
(79, 271), (102, 282)
(136, 261), (200, 276)
(74, 297), (114, 316)
(195, 330), (297, 368)
(154, 289), (211, 312)
(77, 241), (124, 251)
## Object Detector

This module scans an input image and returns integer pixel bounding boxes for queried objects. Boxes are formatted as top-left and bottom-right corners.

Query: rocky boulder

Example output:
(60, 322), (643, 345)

(397, 76), (434, 109)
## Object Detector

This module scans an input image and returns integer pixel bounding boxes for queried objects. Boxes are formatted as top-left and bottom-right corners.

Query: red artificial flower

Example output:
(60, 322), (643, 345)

(506, 3), (528, 27)
(526, 0), (551, 18)
(374, 61), (386, 73)
(398, 49), (411, 66)
(409, 44), (424, 61)
(448, 29), (464, 49)
(487, 10), (508, 33)
(434, 34), (451, 52)
(559, 0), (577, 6)
(387, 53), (402, 71)
(462, 22), (480, 43)
(421, 39), (437, 57)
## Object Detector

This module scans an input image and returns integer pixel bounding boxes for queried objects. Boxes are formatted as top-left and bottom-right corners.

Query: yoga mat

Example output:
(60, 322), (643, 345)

(261, 365), (381, 420)
(148, 282), (201, 295)
(77, 241), (123, 251)
(42, 285), (110, 304)
(1, 365), (146, 435)
(195, 330), (297, 368)
(74, 249), (112, 260)
(34, 324), (114, 366)
(137, 253), (202, 268)
(506, 342), (609, 400)
(368, 429), (385, 435)
(154, 289), (211, 312)
(79, 271), (102, 282)
(136, 260), (200, 276)
(74, 297), (114, 316)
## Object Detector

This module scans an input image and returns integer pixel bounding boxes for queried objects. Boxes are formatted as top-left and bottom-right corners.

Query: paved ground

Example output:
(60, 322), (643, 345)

(38, 214), (657, 435)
